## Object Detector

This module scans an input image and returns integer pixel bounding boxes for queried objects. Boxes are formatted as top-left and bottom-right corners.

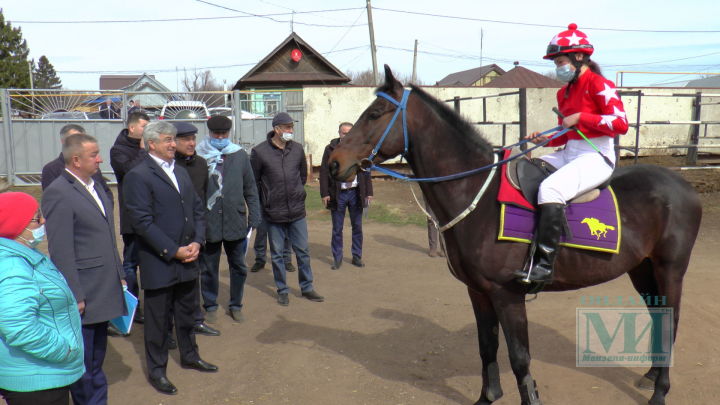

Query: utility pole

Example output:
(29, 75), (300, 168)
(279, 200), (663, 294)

(412, 39), (418, 84)
(28, 60), (35, 116)
(366, 0), (379, 85)
(480, 28), (484, 66)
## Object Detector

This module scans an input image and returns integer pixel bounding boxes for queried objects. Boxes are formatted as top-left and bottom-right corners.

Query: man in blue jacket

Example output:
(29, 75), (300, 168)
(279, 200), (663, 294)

(250, 112), (323, 306)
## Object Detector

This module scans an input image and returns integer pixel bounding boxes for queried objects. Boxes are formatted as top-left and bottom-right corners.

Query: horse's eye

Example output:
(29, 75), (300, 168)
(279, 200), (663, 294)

(368, 110), (382, 120)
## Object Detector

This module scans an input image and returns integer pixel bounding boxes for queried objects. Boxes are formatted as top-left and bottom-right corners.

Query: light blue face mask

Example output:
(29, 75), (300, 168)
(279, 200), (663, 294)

(556, 63), (576, 83)
(209, 137), (230, 150)
(281, 132), (294, 142)
(21, 224), (45, 248)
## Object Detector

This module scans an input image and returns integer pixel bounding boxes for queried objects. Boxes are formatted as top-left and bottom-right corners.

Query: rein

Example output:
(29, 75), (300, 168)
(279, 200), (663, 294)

(365, 88), (569, 232)
(366, 89), (570, 182)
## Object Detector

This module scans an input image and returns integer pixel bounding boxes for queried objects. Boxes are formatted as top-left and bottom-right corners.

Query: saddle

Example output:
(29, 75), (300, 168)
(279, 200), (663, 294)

(505, 146), (606, 206)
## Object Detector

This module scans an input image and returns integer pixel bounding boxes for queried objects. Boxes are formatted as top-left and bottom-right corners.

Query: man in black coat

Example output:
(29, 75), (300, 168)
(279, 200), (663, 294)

(123, 121), (218, 395)
(320, 122), (373, 269)
(41, 124), (112, 201)
(250, 112), (323, 306)
(196, 116), (261, 322)
(172, 122), (220, 336)
(110, 111), (150, 319)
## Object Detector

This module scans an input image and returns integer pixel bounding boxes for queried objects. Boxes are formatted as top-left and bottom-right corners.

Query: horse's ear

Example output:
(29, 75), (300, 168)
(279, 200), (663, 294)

(383, 64), (402, 91)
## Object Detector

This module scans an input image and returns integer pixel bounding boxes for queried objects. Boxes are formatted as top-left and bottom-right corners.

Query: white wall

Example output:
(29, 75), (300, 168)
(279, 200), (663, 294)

(302, 85), (720, 165)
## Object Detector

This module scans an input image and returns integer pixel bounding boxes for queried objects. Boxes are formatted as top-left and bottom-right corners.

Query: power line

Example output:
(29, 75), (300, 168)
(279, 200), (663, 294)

(373, 7), (720, 33)
(9, 6), (365, 26)
(56, 45), (368, 74)
(195, 0), (365, 28)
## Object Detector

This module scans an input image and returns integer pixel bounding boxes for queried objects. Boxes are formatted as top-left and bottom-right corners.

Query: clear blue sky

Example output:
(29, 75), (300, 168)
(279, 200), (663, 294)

(3, 0), (719, 90)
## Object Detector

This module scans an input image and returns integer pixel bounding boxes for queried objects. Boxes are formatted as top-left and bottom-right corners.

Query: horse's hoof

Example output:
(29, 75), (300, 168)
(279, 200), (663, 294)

(635, 375), (656, 391)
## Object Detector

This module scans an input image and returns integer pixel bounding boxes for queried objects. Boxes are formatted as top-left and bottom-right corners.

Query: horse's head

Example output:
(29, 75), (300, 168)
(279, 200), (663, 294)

(329, 65), (408, 181)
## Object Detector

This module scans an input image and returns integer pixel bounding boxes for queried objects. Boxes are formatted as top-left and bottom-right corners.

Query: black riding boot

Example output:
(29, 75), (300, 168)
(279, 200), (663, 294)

(514, 203), (564, 284)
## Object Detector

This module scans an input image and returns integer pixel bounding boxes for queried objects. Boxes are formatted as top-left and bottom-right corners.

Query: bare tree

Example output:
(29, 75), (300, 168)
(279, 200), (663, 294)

(347, 69), (424, 86)
(182, 70), (225, 107)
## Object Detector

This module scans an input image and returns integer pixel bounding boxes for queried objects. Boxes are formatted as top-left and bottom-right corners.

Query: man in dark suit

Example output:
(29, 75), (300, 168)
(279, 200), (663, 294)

(41, 124), (112, 201)
(123, 121), (218, 395)
(98, 99), (120, 119)
(320, 122), (374, 269)
(42, 133), (126, 405)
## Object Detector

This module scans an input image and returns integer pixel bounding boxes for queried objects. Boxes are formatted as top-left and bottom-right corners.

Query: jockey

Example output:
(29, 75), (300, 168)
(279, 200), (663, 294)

(515, 23), (628, 284)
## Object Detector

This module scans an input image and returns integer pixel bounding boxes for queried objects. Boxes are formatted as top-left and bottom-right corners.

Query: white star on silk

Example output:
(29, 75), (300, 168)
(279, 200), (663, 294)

(597, 83), (620, 105)
(613, 106), (627, 121)
(599, 115), (615, 130)
(550, 35), (561, 45)
(564, 32), (584, 46)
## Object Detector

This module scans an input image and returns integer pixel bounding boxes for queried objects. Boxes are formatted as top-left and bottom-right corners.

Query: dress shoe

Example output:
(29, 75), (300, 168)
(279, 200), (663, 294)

(134, 306), (144, 324)
(228, 308), (243, 323)
(181, 359), (219, 373)
(149, 375), (178, 395)
(250, 262), (265, 272)
(302, 290), (325, 302)
(285, 262), (296, 272)
(193, 322), (221, 336)
(204, 310), (218, 324)
(167, 334), (177, 350)
(331, 258), (342, 270)
(277, 293), (289, 306)
(351, 256), (365, 267)
(107, 323), (127, 337)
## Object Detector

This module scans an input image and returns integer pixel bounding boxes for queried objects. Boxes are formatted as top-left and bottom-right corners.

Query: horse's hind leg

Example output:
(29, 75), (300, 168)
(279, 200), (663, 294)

(492, 288), (542, 405)
(630, 253), (690, 405)
(627, 261), (662, 390)
(468, 288), (503, 405)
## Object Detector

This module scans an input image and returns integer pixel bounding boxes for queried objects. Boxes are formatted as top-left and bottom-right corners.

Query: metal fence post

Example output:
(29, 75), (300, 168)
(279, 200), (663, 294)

(232, 90), (242, 143)
(453, 96), (460, 114)
(121, 91), (128, 122)
(1, 89), (15, 185)
(519, 88), (527, 151)
(686, 92), (702, 166)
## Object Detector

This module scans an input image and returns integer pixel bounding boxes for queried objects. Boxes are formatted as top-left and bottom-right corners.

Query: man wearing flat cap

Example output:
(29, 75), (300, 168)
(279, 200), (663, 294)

(196, 115), (261, 322)
(250, 112), (324, 306)
(172, 122), (220, 337)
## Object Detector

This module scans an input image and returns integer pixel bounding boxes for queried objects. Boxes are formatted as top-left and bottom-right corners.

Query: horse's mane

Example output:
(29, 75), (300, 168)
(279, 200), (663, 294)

(378, 83), (494, 157)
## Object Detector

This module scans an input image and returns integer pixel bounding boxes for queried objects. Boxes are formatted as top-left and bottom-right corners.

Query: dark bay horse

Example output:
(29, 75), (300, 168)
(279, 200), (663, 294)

(328, 65), (702, 405)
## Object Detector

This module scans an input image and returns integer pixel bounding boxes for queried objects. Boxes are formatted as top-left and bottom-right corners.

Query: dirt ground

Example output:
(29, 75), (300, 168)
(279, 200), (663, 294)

(5, 161), (719, 405)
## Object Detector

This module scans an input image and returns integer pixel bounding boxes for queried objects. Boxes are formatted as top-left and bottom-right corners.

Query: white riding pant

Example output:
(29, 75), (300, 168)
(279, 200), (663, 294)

(538, 137), (615, 205)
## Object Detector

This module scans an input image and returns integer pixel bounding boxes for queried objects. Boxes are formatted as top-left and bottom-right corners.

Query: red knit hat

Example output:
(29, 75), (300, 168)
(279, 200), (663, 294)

(0, 192), (39, 240)
(544, 23), (594, 60)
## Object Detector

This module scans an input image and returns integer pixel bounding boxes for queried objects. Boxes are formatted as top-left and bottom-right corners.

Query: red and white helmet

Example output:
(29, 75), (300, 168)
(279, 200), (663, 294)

(544, 23), (594, 60)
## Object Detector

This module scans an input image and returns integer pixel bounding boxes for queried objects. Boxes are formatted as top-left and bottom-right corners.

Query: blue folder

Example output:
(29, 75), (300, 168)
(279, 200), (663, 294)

(110, 287), (138, 335)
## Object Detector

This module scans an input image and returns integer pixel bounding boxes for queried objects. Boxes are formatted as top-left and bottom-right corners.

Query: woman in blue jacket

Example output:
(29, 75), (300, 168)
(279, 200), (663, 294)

(0, 192), (84, 405)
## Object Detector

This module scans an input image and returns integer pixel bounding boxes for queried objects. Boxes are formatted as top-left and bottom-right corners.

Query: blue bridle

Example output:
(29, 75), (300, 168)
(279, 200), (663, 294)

(368, 89), (411, 162)
(363, 88), (570, 182)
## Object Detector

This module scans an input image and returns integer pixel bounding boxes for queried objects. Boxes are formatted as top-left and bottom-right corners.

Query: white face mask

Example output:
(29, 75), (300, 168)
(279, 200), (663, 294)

(281, 132), (294, 142)
(555, 63), (576, 82)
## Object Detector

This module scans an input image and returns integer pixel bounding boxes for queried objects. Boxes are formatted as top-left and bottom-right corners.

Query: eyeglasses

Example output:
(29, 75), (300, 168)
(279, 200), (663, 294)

(30, 216), (42, 223)
(546, 44), (593, 55)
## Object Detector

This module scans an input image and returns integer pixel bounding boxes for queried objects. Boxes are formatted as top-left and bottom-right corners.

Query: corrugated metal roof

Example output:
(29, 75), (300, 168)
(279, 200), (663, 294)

(436, 64), (505, 86)
(686, 76), (720, 88)
(483, 66), (563, 88)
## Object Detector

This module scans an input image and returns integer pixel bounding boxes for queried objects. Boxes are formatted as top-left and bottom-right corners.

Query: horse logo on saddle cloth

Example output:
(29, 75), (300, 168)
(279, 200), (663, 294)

(497, 148), (621, 253)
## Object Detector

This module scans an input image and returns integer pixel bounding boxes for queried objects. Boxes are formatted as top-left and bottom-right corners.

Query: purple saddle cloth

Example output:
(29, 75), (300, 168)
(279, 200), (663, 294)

(498, 186), (620, 254)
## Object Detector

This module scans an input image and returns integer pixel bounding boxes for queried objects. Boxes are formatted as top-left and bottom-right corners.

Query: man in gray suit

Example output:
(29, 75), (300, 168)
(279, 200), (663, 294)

(42, 133), (126, 405)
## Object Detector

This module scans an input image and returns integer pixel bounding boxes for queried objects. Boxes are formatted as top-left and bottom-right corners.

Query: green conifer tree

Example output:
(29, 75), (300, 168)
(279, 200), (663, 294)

(0, 9), (31, 88)
(33, 55), (62, 89)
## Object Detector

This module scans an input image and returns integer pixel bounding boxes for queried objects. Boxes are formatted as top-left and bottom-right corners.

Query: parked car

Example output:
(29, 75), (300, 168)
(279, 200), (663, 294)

(208, 106), (262, 119)
(40, 111), (89, 120)
(159, 100), (209, 120)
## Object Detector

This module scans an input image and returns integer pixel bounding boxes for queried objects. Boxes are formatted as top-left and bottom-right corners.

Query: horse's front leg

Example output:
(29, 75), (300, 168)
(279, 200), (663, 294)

(468, 288), (503, 405)
(493, 288), (543, 405)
